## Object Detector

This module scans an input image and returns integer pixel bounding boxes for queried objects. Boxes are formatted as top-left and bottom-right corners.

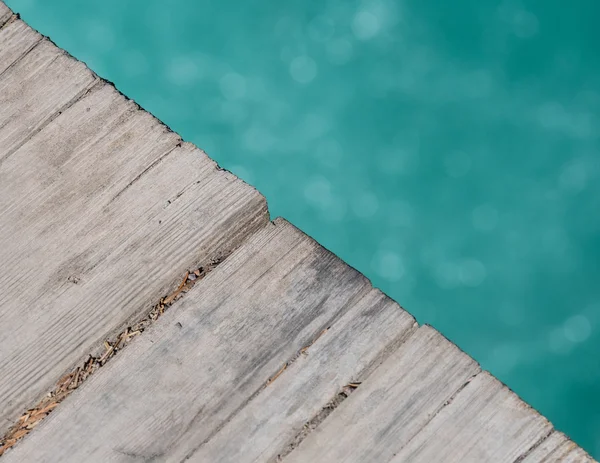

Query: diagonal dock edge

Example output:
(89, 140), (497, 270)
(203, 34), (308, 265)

(0, 1), (595, 462)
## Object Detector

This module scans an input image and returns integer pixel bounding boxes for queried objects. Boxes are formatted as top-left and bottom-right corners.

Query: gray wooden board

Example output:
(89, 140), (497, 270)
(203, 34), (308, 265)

(522, 431), (595, 462)
(191, 288), (418, 463)
(0, 1), (10, 28)
(4, 219), (377, 462)
(390, 371), (553, 463)
(285, 325), (481, 463)
(0, 39), (97, 160)
(0, 19), (41, 76)
(0, 78), (268, 434)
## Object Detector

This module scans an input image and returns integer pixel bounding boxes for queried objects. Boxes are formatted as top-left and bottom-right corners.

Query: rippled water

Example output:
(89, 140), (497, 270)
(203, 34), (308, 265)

(7, 0), (600, 455)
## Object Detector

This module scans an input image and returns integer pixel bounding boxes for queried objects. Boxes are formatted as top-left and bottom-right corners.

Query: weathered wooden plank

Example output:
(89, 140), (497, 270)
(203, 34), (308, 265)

(0, 19), (42, 76)
(285, 325), (481, 463)
(192, 288), (417, 463)
(521, 431), (595, 462)
(3, 219), (375, 462)
(0, 39), (97, 160)
(390, 371), (553, 463)
(0, 1), (11, 28)
(0, 79), (268, 434)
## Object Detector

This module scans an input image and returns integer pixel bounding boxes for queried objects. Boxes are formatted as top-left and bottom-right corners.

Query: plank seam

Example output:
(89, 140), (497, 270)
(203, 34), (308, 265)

(512, 428), (555, 463)
(264, 327), (331, 387)
(273, 320), (419, 462)
(0, 12), (16, 31)
(389, 368), (482, 459)
(2, 10), (183, 145)
(178, 280), (375, 461)
(274, 383), (361, 463)
(108, 140), (183, 205)
(0, 26), (43, 80)
(261, 281), (376, 386)
(0, 254), (232, 456)
(0, 77), (101, 165)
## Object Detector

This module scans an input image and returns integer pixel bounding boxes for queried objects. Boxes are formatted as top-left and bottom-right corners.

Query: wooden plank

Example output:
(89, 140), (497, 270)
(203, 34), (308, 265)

(521, 431), (595, 462)
(192, 288), (418, 462)
(390, 371), (553, 463)
(0, 79), (268, 434)
(0, 39), (97, 160)
(0, 19), (42, 76)
(3, 219), (375, 462)
(285, 325), (481, 463)
(0, 1), (11, 28)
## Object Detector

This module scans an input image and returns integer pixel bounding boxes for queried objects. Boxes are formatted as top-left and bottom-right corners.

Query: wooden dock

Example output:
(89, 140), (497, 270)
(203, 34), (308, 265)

(0, 3), (594, 461)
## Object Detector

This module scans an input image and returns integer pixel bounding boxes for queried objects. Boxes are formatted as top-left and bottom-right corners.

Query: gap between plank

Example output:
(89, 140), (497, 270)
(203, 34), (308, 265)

(1, 15), (183, 167)
(178, 282), (374, 462)
(273, 324), (482, 463)
(0, 77), (102, 165)
(382, 368), (481, 461)
(0, 255), (227, 457)
(0, 12), (16, 31)
(512, 429), (555, 463)
(274, 383), (362, 462)
(108, 141), (183, 205)
(0, 16), (44, 79)
(0, 33), (43, 80)
(273, 320), (419, 462)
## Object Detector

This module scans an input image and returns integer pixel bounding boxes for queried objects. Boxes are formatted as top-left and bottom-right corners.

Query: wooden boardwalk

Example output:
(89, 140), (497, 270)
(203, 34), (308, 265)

(0, 3), (594, 461)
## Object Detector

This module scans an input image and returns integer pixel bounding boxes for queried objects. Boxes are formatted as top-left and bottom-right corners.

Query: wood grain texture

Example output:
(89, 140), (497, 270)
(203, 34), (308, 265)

(192, 288), (417, 463)
(285, 325), (481, 463)
(0, 19), (41, 76)
(4, 219), (375, 462)
(0, 77), (268, 434)
(521, 431), (595, 462)
(0, 1), (11, 28)
(0, 39), (97, 160)
(390, 371), (553, 463)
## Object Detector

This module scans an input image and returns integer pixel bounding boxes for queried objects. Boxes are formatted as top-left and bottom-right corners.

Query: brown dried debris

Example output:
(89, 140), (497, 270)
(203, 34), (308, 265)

(265, 364), (288, 387)
(299, 327), (329, 356)
(275, 382), (361, 462)
(0, 260), (222, 457)
(265, 327), (330, 388)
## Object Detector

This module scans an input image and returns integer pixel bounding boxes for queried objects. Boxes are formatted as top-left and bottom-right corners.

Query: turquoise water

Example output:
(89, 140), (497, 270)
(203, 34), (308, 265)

(7, 0), (599, 455)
